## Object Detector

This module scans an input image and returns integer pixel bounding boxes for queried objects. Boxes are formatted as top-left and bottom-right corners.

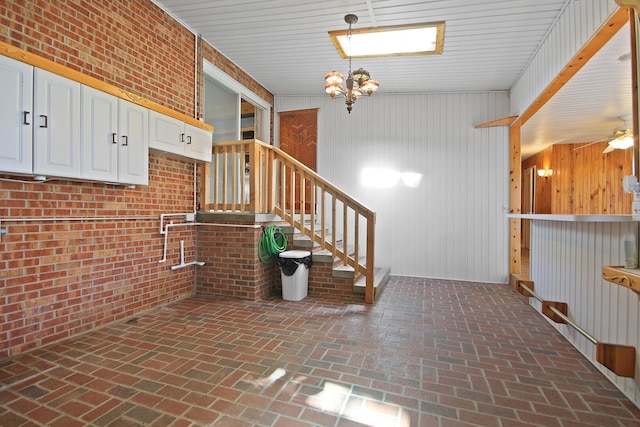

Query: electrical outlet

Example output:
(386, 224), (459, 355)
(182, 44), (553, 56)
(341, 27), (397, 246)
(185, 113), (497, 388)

(623, 175), (640, 193)
(185, 213), (195, 222)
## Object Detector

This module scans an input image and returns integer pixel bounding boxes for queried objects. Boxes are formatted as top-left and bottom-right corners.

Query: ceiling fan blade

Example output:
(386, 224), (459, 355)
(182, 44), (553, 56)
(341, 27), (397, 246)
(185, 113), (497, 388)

(575, 117), (633, 153)
(572, 138), (611, 151)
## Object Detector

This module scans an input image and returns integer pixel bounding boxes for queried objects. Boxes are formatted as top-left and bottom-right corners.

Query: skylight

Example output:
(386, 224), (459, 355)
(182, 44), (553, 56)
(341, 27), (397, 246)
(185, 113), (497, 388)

(329, 21), (445, 58)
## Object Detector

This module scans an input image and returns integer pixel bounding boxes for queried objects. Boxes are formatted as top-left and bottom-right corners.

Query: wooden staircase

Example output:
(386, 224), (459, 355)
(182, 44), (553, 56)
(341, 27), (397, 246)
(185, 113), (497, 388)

(281, 222), (390, 299)
(202, 140), (386, 303)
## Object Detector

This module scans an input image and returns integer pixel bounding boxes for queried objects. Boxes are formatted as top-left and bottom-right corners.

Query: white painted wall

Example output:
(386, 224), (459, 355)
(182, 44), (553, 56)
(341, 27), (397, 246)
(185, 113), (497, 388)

(275, 92), (511, 283)
(510, 0), (618, 116)
(530, 220), (640, 408)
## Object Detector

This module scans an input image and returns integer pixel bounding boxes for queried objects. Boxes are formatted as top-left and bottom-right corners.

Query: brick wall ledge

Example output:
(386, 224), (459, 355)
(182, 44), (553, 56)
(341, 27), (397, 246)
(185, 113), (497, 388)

(196, 211), (280, 224)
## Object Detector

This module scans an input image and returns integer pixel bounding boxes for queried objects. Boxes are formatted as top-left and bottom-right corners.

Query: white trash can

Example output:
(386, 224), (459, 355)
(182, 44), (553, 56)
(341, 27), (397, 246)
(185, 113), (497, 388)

(278, 250), (312, 301)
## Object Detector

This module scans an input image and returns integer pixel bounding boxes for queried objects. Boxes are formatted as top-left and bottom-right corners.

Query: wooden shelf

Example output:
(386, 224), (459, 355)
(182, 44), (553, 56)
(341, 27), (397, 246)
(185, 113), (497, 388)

(506, 214), (634, 222)
(602, 266), (640, 295)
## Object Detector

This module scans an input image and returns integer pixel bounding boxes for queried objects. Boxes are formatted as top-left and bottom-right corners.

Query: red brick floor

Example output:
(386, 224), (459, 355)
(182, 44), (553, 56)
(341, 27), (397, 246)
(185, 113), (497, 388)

(1, 276), (639, 426)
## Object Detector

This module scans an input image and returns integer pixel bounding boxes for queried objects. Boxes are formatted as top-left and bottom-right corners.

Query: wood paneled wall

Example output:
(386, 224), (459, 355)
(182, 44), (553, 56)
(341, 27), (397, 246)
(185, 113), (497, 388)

(523, 146), (554, 214)
(523, 143), (633, 214)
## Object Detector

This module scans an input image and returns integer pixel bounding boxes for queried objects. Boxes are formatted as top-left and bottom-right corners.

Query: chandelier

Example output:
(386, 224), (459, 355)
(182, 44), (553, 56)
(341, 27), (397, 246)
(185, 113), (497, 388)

(325, 14), (379, 113)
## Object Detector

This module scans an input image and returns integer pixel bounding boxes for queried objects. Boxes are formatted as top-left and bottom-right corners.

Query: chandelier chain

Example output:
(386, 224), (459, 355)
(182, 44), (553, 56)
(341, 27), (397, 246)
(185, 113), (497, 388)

(347, 19), (352, 75)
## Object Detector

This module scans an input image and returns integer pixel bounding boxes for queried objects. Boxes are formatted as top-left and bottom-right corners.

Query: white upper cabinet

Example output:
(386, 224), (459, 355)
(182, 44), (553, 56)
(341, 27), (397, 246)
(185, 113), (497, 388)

(80, 87), (149, 185)
(33, 68), (82, 178)
(81, 85), (118, 182)
(149, 111), (183, 156)
(0, 51), (211, 182)
(184, 123), (214, 162)
(149, 110), (212, 162)
(118, 99), (148, 185)
(0, 55), (33, 174)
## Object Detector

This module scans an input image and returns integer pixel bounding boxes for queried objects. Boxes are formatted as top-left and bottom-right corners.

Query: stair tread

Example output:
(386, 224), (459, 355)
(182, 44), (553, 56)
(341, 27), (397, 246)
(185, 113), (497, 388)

(352, 267), (391, 299)
(282, 215), (385, 301)
(313, 249), (332, 257)
(353, 267), (390, 287)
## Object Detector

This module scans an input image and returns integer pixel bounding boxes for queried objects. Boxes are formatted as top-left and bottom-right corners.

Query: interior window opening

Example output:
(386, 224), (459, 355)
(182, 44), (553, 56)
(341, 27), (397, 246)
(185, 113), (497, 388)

(203, 61), (270, 144)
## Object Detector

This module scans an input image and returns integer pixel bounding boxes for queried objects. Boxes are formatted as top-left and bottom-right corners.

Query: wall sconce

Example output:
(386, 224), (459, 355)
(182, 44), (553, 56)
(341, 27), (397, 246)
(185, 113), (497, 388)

(538, 169), (553, 178)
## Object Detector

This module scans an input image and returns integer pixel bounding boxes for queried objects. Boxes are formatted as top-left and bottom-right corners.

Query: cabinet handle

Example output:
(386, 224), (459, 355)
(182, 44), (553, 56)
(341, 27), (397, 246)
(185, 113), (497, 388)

(181, 133), (185, 143)
(39, 115), (48, 128)
(23, 111), (30, 125)
(122, 135), (128, 146)
(187, 135), (192, 144)
(112, 133), (117, 144)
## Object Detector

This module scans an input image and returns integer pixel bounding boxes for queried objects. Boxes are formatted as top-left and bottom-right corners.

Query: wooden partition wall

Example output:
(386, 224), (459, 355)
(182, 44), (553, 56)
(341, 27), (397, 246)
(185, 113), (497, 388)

(523, 141), (634, 215)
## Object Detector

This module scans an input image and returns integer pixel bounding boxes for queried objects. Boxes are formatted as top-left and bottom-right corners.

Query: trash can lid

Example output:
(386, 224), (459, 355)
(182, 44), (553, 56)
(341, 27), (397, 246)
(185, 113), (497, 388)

(279, 250), (311, 259)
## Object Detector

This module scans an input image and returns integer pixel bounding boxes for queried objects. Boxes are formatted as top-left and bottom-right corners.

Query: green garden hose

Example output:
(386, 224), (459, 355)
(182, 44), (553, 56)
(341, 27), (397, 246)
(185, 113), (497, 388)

(258, 225), (287, 264)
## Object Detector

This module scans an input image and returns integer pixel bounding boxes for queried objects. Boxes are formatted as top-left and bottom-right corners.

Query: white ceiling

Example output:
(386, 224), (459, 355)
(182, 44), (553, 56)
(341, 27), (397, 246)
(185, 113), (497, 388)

(152, 0), (632, 158)
(521, 21), (633, 158)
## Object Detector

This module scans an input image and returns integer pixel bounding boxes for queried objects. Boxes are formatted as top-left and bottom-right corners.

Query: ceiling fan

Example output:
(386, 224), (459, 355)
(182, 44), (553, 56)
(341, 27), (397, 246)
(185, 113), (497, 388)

(573, 116), (634, 153)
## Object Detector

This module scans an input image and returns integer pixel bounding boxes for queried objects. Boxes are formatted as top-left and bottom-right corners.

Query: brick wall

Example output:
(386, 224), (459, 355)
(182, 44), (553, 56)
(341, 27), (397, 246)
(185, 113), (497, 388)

(1, 0), (195, 114)
(196, 224), (365, 303)
(0, 0), (274, 358)
(307, 263), (361, 302)
(196, 224), (280, 300)
(1, 156), (197, 357)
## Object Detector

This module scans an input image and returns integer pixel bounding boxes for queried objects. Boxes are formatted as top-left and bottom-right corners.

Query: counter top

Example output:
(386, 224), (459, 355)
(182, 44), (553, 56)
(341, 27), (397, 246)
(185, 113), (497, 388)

(506, 214), (634, 222)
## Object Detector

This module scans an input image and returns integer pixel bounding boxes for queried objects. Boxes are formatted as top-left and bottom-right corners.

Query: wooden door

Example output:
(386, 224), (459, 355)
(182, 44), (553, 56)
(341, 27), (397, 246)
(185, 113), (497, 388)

(278, 108), (318, 213)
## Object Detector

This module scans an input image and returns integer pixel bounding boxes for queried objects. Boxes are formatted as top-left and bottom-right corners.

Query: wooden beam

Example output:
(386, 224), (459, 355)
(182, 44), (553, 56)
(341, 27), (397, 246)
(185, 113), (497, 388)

(509, 122), (522, 277)
(515, 7), (629, 127)
(475, 115), (518, 128)
(630, 7), (640, 179)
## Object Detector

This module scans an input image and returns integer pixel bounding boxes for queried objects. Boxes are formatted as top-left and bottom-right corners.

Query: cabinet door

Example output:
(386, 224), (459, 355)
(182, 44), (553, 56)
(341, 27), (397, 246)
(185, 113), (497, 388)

(185, 123), (213, 162)
(0, 55), (33, 174)
(149, 110), (183, 156)
(33, 69), (81, 178)
(118, 99), (148, 185)
(81, 86), (118, 181)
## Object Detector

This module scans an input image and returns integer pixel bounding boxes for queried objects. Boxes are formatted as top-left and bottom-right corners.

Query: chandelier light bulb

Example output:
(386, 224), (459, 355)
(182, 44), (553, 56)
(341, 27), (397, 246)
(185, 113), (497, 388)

(325, 82), (343, 97)
(361, 80), (379, 95)
(325, 71), (344, 85)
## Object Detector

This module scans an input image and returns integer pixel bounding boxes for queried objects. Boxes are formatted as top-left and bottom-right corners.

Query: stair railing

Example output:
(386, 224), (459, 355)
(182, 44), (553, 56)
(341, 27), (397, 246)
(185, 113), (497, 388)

(202, 139), (376, 303)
